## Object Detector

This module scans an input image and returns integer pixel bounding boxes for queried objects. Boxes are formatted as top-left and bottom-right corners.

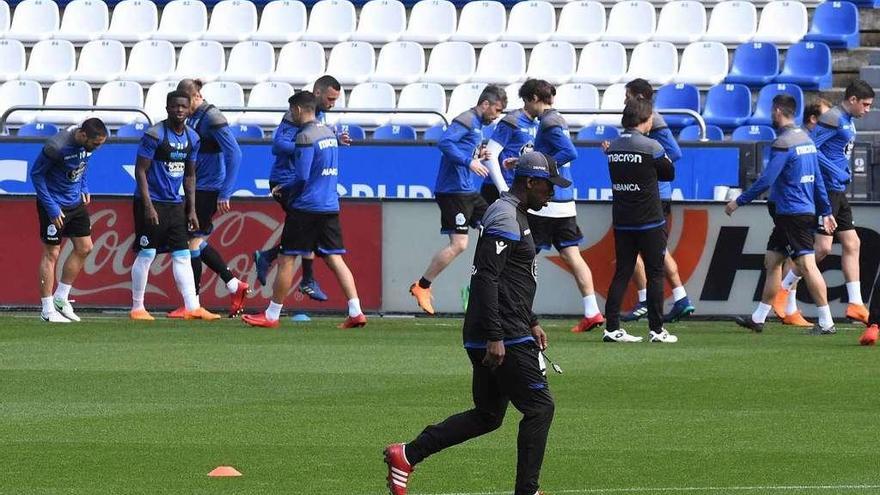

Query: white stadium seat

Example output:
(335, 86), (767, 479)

(422, 41), (475, 86)
(7, 0), (58, 43)
(301, 0), (356, 43)
(237, 81), (295, 127)
(593, 82), (626, 126)
(37, 80), (92, 125)
(22, 40), (75, 83)
(572, 41), (626, 85)
(172, 40), (226, 82)
(503, 82), (521, 111)
(703, 1), (756, 44)
(392, 82), (446, 127)
(0, 1), (9, 36)
(446, 82), (486, 119)
(625, 41), (678, 85)
(154, 0), (207, 43)
(0, 40), (25, 82)
(103, 0), (157, 43)
(269, 41), (325, 85)
(351, 0), (405, 43)
(603, 1), (655, 44)
(121, 40), (175, 84)
(223, 41), (275, 84)
(752, 1), (808, 45)
(341, 82), (395, 126)
(555, 82), (600, 128)
(652, 1), (706, 44)
(526, 41), (576, 85)
(471, 41), (525, 85)
(0, 80), (42, 124)
(674, 41), (728, 86)
(551, 1), (605, 44)
(203, 0), (258, 43)
(372, 41), (425, 86)
(201, 81), (245, 123)
(400, 0), (456, 45)
(55, 0), (109, 42)
(144, 80), (177, 123)
(70, 40), (125, 83)
(450, 1), (506, 44)
(502, 1), (555, 44)
(326, 41), (375, 85)
(252, 0), (306, 43)
(91, 80), (145, 125)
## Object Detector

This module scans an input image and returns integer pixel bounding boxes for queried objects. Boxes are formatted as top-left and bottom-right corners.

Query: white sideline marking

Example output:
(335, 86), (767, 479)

(410, 485), (880, 495)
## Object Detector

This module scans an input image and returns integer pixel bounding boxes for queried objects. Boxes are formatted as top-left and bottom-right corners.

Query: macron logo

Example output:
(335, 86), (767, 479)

(608, 153), (643, 164)
(800, 174), (815, 184)
(795, 144), (817, 156)
(495, 240), (508, 254)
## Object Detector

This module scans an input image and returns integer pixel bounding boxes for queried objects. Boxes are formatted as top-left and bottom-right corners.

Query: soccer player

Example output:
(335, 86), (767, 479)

(384, 151), (564, 495)
(165, 79), (249, 318)
(727, 94), (837, 335)
(243, 91), (366, 329)
(603, 99), (677, 344)
(409, 85), (507, 315)
(130, 90), (220, 321)
(804, 98), (832, 132)
(619, 79), (695, 324)
(31, 118), (108, 323)
(775, 80), (874, 325)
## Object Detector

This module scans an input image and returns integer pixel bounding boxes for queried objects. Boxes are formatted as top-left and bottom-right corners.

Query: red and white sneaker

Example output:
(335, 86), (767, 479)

(339, 313), (367, 329)
(571, 313), (605, 333)
(229, 282), (250, 317)
(384, 443), (413, 495)
(242, 313), (280, 328)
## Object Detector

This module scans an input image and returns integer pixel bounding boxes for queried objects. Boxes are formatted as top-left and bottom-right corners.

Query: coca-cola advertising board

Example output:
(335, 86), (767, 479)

(0, 196), (382, 311)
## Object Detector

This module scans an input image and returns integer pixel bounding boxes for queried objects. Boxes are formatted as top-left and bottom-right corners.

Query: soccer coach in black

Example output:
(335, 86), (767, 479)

(604, 98), (678, 344)
(384, 152), (569, 495)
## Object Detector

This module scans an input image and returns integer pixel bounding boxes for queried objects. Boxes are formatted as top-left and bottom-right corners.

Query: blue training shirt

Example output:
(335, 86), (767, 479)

(187, 102), (242, 199)
(269, 109), (327, 187)
(30, 130), (94, 219)
(811, 104), (856, 192)
(287, 120), (340, 213)
(484, 109), (538, 188)
(649, 112), (683, 199)
(435, 109), (484, 194)
(136, 121), (200, 203)
(534, 108), (578, 202)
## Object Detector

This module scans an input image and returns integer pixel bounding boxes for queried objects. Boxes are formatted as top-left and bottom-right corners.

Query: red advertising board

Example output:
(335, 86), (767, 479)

(0, 197), (382, 311)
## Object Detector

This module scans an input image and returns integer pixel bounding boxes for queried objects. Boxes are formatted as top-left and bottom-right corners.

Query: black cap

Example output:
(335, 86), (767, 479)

(514, 151), (571, 188)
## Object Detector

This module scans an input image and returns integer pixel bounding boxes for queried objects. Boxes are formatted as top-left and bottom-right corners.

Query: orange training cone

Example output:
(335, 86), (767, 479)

(208, 466), (242, 477)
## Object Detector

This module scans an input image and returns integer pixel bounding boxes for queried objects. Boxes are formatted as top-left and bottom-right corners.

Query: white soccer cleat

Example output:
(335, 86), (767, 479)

(649, 328), (678, 343)
(603, 329), (643, 343)
(41, 311), (70, 323)
(54, 298), (81, 322)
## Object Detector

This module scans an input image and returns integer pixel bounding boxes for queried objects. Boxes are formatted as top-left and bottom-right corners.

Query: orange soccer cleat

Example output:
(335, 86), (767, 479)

(339, 313), (367, 329)
(846, 303), (869, 325)
(167, 306), (186, 319)
(242, 312), (280, 329)
(571, 313), (605, 333)
(129, 309), (155, 321)
(782, 311), (812, 327)
(184, 307), (222, 320)
(772, 288), (789, 319)
(859, 325), (878, 346)
(409, 283), (435, 315)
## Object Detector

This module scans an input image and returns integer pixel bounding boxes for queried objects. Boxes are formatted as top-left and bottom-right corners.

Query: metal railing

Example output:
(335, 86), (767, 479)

(0, 106), (153, 134)
(223, 107), (452, 127)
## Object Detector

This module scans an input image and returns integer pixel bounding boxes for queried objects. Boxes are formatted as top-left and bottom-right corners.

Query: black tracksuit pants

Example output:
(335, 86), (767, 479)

(606, 226), (668, 332)
(868, 275), (880, 327)
(405, 343), (555, 495)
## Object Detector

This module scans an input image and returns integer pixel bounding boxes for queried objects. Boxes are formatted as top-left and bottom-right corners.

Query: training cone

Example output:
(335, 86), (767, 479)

(291, 313), (311, 322)
(208, 466), (242, 477)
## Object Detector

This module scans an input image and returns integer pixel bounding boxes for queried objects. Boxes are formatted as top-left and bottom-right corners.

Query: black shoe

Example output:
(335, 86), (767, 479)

(810, 323), (836, 335)
(735, 316), (764, 333)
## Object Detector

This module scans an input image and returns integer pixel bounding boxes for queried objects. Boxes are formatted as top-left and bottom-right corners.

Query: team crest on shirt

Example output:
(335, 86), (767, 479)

(519, 142), (534, 156)
(139, 235), (149, 247)
(46, 224), (57, 237)
(67, 162), (86, 182)
(531, 259), (538, 281)
(845, 141), (855, 159)
(455, 213), (466, 226)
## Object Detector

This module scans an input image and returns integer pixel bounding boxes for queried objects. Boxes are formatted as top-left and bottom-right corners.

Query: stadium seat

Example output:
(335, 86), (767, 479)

(342, 82), (395, 126)
(372, 41), (425, 85)
(603, 1), (655, 45)
(103, 0), (158, 43)
(702, 1), (756, 44)
(577, 124), (620, 141)
(551, 1), (605, 44)
(625, 41), (678, 85)
(203, 0), (258, 43)
(702, 83), (752, 129)
(237, 81), (295, 127)
(326, 41), (375, 85)
(351, 0), (405, 43)
(654, 83), (699, 128)
(502, 0), (555, 43)
(116, 122), (147, 138)
(153, 0), (208, 43)
(731, 124), (776, 141)
(774, 41), (832, 90)
(0, 80), (42, 125)
(144, 80), (178, 123)
(0, 2), (9, 37)
(55, 0), (109, 42)
(6, 0), (59, 43)
(252, 0), (307, 43)
(422, 42), (476, 85)
(592, 82), (626, 127)
(526, 41), (576, 86)
(674, 41), (728, 86)
(804, 1), (859, 50)
(373, 124), (417, 141)
(571, 41), (626, 85)
(37, 80), (92, 125)
(301, 0), (356, 43)
(450, 1), (506, 44)
(71, 40), (126, 84)
(22, 40), (75, 83)
(0, 40), (25, 82)
(91, 80), (145, 125)
(652, 1), (706, 44)
(201, 81), (245, 123)
(400, 0), (456, 44)
(554, 83), (599, 128)
(121, 40), (175, 84)
(502, 82), (521, 111)
(752, 1), (807, 45)
(336, 123), (365, 140)
(391, 82), (446, 127)
(172, 41), (226, 82)
(223, 41), (276, 84)
(270, 41), (326, 85)
(678, 124), (723, 141)
(447, 82), (486, 119)
(230, 124), (264, 139)
(725, 42), (779, 86)
(748, 83), (803, 126)
(471, 41), (525, 85)
(423, 123), (446, 140)
(17, 122), (58, 137)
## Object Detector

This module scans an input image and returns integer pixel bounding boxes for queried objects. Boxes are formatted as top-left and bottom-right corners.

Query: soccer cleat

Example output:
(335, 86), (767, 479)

(242, 312), (280, 328)
(339, 313), (367, 329)
(810, 323), (836, 336)
(299, 278), (329, 302)
(129, 309), (155, 321)
(734, 316), (764, 333)
(229, 282), (250, 317)
(167, 306), (187, 319)
(782, 311), (812, 327)
(571, 313), (605, 333)
(663, 297), (695, 323)
(602, 329), (643, 343)
(859, 325), (878, 346)
(184, 307), (222, 320)
(621, 301), (647, 322)
(771, 288), (789, 319)
(41, 311), (70, 323)
(254, 250), (270, 287)
(649, 328), (678, 343)
(384, 443), (413, 495)
(53, 298), (80, 322)
(409, 283), (435, 315)
(846, 303), (869, 324)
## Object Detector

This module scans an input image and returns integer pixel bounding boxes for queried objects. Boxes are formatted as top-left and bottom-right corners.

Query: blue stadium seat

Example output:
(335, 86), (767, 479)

(17, 122), (59, 137)
(116, 122), (147, 138)
(702, 83), (752, 130)
(230, 124), (264, 140)
(336, 124), (366, 141)
(725, 42), (779, 87)
(654, 83), (700, 129)
(774, 41), (832, 90)
(577, 124), (621, 141)
(423, 124), (447, 141)
(748, 83), (804, 126)
(373, 124), (417, 141)
(805, 1), (860, 50)
(731, 125), (777, 142)
(678, 124), (724, 142)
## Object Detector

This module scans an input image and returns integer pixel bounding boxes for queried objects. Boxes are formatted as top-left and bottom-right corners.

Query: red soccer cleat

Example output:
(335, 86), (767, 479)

(859, 325), (878, 346)
(339, 313), (367, 329)
(229, 282), (250, 317)
(242, 312), (280, 328)
(384, 443), (413, 495)
(167, 306), (186, 319)
(571, 313), (605, 333)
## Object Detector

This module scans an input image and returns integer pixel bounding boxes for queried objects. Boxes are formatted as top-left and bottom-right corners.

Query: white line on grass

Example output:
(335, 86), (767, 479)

(408, 485), (880, 495)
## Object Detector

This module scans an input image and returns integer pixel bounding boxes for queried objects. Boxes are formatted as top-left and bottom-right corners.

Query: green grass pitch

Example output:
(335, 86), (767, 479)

(0, 314), (878, 495)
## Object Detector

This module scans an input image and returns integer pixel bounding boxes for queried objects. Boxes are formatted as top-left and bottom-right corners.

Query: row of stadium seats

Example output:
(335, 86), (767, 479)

(0, 0), (855, 47)
(0, 0), (842, 8)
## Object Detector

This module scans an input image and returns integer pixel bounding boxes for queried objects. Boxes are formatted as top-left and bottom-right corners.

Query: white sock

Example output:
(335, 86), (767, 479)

(817, 305), (834, 329)
(266, 301), (283, 321)
(752, 302), (772, 324)
(225, 277), (240, 294)
(348, 298), (362, 317)
(41, 296), (54, 315)
(785, 289), (799, 316)
(54, 282), (72, 301)
(781, 270), (801, 291)
(582, 294), (599, 317)
(846, 281), (863, 305)
(131, 250), (155, 311)
(637, 289), (647, 303)
(671, 286), (687, 302)
(171, 250), (200, 311)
